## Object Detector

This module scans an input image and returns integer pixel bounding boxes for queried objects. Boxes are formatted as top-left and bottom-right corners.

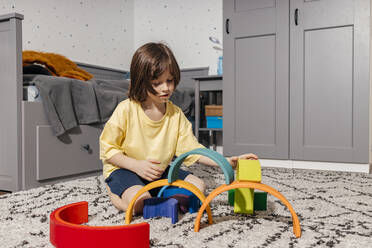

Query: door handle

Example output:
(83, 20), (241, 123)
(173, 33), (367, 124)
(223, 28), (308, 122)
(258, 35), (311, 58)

(226, 18), (230, 34)
(294, 9), (299, 26)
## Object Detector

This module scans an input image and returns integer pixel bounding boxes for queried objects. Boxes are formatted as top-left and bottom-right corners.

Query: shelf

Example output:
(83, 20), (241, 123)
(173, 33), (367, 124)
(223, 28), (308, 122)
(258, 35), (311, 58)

(193, 75), (223, 92)
(199, 128), (223, 131)
(194, 76), (223, 151)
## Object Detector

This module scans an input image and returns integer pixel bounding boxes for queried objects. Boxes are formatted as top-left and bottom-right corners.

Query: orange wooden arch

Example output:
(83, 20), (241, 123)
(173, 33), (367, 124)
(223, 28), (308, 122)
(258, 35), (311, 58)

(125, 179), (213, 225)
(194, 181), (302, 238)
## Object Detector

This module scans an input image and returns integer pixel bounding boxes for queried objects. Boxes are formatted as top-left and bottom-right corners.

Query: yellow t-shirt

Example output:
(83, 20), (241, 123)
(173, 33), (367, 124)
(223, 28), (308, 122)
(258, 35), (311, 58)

(100, 99), (204, 179)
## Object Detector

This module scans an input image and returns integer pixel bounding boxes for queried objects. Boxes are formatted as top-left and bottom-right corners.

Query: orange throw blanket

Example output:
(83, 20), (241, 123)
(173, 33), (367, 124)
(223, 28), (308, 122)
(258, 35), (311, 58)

(23, 50), (93, 81)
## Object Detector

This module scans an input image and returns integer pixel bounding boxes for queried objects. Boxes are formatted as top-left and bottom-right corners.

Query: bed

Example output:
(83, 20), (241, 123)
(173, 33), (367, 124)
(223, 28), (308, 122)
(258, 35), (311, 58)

(0, 13), (208, 192)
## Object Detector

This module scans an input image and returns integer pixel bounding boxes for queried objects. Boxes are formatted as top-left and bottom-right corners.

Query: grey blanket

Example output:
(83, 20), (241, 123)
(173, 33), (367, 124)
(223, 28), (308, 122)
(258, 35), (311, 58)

(25, 75), (194, 136)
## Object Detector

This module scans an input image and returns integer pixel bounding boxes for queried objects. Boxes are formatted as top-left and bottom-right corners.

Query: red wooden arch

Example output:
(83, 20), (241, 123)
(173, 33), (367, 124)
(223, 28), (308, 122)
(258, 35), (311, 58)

(50, 201), (149, 248)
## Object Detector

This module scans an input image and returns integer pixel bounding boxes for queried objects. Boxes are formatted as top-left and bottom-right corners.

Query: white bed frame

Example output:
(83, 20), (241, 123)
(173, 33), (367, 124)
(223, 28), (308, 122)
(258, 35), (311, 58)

(0, 13), (208, 192)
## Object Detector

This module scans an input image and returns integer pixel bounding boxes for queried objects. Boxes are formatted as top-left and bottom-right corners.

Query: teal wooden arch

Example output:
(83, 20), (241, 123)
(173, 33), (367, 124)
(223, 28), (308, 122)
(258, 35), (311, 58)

(168, 148), (234, 185)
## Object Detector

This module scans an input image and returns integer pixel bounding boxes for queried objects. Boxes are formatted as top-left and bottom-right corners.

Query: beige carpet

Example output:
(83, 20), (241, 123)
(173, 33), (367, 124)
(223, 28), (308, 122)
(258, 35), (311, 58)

(0, 165), (371, 247)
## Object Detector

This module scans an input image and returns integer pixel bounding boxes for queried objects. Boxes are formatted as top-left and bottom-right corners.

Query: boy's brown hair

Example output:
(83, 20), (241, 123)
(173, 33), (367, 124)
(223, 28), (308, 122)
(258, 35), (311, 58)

(128, 42), (180, 102)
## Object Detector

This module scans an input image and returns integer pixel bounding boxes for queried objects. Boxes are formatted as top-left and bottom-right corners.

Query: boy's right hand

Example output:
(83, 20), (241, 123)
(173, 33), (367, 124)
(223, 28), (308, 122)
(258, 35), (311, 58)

(135, 159), (164, 181)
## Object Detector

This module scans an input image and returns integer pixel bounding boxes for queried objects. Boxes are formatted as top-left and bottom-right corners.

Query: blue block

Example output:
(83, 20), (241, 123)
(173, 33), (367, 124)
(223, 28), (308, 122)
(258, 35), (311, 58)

(188, 195), (200, 214)
(158, 186), (201, 213)
(143, 197), (178, 224)
(206, 116), (223, 129)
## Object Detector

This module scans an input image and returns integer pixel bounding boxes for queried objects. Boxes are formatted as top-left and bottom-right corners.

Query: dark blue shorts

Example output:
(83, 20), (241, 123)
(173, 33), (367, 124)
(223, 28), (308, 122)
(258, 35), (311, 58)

(105, 166), (192, 198)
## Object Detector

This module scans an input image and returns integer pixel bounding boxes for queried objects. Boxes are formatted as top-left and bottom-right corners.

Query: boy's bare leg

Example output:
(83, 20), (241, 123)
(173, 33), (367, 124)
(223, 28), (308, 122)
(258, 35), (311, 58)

(184, 174), (206, 193)
(106, 184), (151, 214)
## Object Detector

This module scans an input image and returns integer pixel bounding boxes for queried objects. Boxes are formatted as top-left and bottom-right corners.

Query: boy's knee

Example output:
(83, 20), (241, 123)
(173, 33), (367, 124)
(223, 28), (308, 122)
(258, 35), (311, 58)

(199, 179), (206, 192)
(185, 174), (206, 193)
(115, 198), (128, 212)
(109, 193), (128, 212)
(106, 184), (151, 212)
(123, 185), (151, 215)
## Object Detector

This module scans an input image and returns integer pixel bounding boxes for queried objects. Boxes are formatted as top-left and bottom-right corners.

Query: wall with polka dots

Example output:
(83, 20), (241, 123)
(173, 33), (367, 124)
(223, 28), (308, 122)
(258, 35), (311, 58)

(0, 0), (133, 70)
(0, 0), (222, 73)
(134, 0), (222, 74)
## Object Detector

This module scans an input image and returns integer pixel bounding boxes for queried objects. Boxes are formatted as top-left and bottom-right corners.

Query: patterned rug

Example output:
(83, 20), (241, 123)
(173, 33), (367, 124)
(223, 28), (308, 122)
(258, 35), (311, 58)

(1, 165), (372, 248)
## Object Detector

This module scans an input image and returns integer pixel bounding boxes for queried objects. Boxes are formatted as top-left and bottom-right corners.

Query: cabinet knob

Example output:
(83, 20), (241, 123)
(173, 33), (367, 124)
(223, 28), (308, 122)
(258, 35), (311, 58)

(81, 144), (92, 153)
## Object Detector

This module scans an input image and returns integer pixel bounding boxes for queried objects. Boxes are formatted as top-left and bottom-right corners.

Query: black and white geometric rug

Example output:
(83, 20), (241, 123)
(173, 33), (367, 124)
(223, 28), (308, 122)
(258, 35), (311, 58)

(1, 165), (372, 247)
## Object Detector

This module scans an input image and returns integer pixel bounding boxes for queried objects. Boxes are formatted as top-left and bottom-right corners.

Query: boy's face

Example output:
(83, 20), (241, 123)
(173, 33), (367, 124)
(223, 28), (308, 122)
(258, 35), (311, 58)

(147, 69), (175, 104)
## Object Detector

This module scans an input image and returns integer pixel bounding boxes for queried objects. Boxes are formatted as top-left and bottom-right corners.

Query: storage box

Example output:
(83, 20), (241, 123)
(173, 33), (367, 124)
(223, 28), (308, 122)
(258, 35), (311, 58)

(206, 116), (223, 129)
(205, 105), (223, 116)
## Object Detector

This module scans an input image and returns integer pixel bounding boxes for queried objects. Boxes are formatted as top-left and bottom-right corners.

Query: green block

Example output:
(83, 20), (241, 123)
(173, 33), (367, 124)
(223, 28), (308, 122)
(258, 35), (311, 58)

(228, 189), (235, 206)
(230, 189), (267, 211)
(234, 188), (254, 214)
(253, 191), (267, 211)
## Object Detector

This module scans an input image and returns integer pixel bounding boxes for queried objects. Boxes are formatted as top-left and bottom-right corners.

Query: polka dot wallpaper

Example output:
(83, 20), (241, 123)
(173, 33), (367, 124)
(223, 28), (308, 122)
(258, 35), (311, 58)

(0, 0), (133, 70)
(134, 0), (222, 74)
(0, 0), (222, 73)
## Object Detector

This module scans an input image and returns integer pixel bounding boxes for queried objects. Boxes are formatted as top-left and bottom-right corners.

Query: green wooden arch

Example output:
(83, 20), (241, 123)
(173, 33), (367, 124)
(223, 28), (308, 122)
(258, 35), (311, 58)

(168, 148), (234, 185)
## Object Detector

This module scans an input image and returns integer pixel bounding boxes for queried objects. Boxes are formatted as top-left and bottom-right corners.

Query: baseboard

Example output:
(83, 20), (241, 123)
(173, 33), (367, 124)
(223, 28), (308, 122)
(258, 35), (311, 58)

(211, 147), (370, 173)
(260, 159), (370, 173)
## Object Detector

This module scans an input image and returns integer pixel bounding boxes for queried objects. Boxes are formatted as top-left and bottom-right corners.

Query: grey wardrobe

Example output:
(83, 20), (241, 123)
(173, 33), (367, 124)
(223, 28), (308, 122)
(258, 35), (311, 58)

(223, 0), (370, 163)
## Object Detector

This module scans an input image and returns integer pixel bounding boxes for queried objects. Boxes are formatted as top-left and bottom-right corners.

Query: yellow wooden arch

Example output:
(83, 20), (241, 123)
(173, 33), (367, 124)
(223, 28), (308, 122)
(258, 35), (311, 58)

(194, 181), (302, 238)
(125, 179), (213, 225)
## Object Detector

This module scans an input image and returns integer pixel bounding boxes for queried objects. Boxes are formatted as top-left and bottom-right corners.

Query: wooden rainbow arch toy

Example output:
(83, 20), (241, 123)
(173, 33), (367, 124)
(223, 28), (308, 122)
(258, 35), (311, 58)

(50, 148), (301, 248)
(50, 201), (149, 247)
(125, 148), (302, 238)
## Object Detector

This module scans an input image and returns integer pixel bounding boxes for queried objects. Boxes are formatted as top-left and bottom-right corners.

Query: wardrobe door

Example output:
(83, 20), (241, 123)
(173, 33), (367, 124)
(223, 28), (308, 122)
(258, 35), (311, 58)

(290, 0), (370, 163)
(223, 0), (289, 158)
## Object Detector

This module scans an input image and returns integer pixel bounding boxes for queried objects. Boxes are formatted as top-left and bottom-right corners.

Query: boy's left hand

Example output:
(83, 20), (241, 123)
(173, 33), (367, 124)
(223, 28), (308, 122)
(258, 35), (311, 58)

(228, 153), (258, 169)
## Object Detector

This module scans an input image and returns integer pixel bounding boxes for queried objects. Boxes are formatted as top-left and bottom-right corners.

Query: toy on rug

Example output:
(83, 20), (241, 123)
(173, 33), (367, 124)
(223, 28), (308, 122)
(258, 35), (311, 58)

(143, 187), (201, 224)
(143, 197), (179, 224)
(49, 148), (301, 248)
(228, 160), (267, 212)
(49, 201), (149, 248)
(234, 159), (261, 214)
(124, 148), (302, 238)
(158, 186), (201, 213)
(193, 154), (301, 238)
(23, 50), (93, 81)
(125, 148), (230, 226)
(228, 189), (267, 211)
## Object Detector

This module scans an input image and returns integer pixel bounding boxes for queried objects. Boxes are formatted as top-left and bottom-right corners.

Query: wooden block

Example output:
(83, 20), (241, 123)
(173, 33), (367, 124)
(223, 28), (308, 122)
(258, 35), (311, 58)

(234, 188), (254, 214)
(237, 159), (261, 182)
(228, 189), (234, 206)
(143, 197), (179, 224)
(253, 191), (267, 211)
(159, 186), (201, 213)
